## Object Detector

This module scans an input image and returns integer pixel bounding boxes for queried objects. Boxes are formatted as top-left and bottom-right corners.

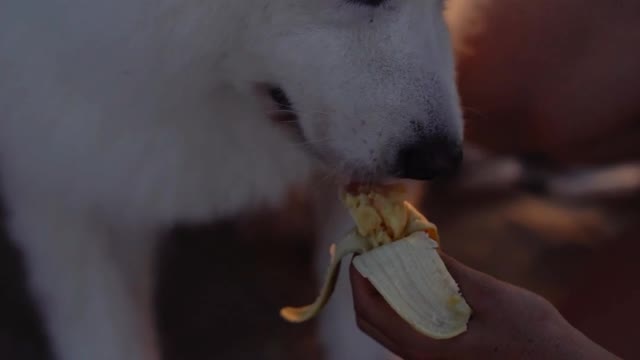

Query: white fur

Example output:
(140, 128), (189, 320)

(0, 1), (462, 359)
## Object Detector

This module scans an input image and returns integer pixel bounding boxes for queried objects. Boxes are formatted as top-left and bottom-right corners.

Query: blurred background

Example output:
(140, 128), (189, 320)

(1, 0), (639, 359)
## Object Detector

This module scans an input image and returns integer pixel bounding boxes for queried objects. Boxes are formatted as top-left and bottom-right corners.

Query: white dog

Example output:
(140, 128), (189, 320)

(0, 1), (463, 359)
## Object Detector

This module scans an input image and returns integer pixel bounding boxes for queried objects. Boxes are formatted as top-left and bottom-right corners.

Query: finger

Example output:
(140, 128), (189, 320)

(438, 253), (508, 313)
(441, 253), (551, 312)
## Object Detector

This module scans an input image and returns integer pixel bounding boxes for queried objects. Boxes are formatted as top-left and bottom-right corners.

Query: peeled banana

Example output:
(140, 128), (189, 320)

(280, 184), (471, 340)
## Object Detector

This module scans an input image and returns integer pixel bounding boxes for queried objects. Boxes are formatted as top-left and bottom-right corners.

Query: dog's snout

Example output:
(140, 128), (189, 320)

(394, 135), (463, 180)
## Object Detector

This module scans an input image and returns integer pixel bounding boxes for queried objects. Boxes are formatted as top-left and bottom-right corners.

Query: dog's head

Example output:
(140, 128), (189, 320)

(224, 0), (463, 181)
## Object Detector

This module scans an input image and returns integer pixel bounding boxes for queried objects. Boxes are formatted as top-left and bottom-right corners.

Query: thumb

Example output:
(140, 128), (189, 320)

(439, 253), (527, 314)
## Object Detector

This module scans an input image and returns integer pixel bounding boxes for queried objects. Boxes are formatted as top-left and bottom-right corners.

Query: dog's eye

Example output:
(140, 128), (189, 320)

(347, 0), (387, 7)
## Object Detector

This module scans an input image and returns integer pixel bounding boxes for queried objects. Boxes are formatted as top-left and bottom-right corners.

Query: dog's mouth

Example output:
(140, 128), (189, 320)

(264, 85), (305, 139)
(256, 84), (389, 182)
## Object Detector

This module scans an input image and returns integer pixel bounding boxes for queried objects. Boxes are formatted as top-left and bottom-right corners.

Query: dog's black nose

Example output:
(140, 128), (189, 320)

(394, 135), (463, 180)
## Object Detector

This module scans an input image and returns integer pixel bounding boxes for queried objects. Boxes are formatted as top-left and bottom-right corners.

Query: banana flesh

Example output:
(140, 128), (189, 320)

(353, 231), (471, 339)
(280, 184), (471, 339)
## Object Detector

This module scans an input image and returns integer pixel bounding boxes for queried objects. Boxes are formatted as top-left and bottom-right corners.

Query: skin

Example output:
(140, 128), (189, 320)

(349, 254), (621, 360)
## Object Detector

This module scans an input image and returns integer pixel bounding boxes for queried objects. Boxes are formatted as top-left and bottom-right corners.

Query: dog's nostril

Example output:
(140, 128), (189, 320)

(395, 135), (463, 180)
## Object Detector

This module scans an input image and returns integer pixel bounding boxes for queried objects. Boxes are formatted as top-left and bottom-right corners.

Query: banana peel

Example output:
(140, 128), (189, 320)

(280, 184), (471, 340)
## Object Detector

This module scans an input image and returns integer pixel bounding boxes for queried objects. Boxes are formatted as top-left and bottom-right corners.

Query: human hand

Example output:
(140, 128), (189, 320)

(350, 253), (620, 360)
